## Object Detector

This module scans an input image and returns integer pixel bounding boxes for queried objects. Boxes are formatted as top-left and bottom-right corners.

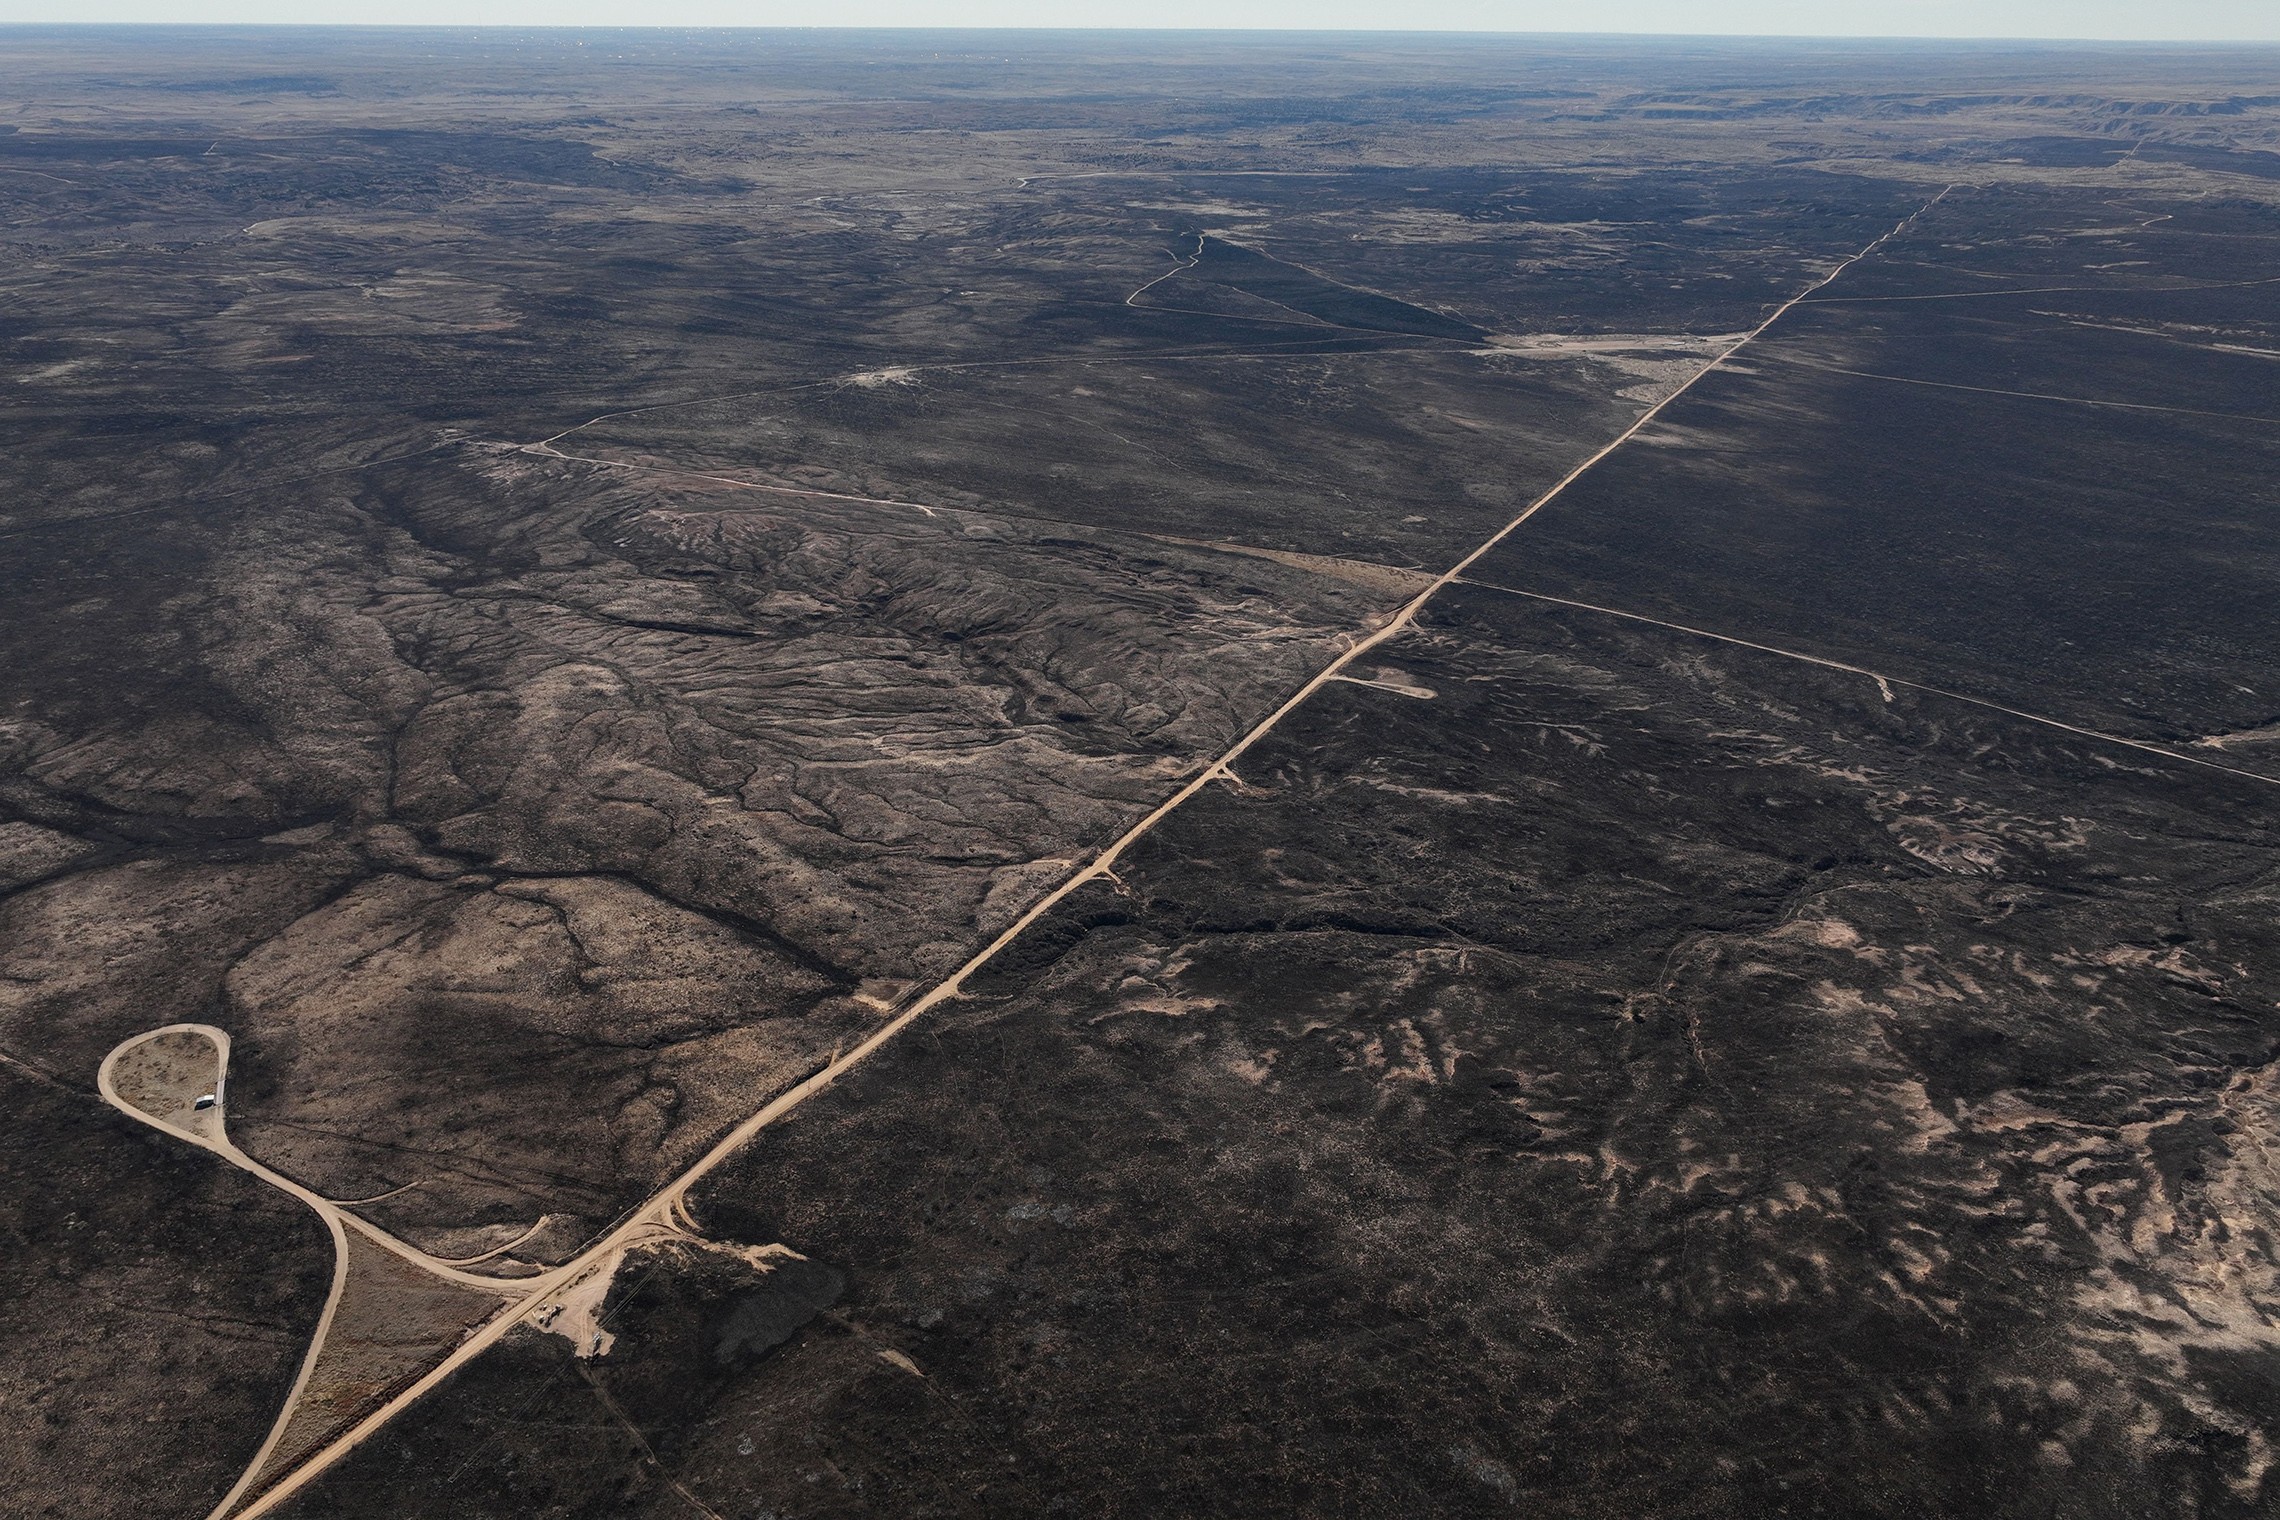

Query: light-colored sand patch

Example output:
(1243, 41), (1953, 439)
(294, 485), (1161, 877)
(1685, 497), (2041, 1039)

(2196, 719), (2280, 751)
(842, 366), (918, 388)
(1485, 330), (1748, 357)
(1332, 665), (1439, 700)
(533, 1232), (806, 1360)
(1769, 917), (1865, 951)
(1483, 332), (1749, 401)
(1123, 199), (1269, 218)
(1144, 534), (1432, 596)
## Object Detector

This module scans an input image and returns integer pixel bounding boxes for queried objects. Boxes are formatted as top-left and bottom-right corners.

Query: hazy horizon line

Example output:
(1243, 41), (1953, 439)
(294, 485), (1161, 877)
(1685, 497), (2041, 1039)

(4, 21), (2280, 43)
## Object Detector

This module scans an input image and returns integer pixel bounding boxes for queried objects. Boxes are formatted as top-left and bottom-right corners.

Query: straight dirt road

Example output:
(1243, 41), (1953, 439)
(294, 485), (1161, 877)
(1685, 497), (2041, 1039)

(216, 182), (1965, 1520)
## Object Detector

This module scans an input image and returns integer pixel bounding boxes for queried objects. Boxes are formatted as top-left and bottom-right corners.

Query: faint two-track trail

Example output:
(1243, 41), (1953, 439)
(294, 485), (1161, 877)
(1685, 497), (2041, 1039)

(1452, 581), (2280, 791)
(1803, 270), (2280, 304)
(224, 185), (1956, 1520)
(1749, 353), (2280, 425)
(1125, 229), (1206, 306)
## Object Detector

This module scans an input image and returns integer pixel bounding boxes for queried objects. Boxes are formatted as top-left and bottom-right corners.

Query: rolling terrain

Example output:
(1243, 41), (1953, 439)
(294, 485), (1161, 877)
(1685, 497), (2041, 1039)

(4, 27), (2280, 1520)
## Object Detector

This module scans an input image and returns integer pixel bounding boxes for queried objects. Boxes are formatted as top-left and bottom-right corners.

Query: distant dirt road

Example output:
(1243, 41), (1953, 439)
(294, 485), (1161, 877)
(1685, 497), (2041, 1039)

(1451, 580), (2280, 790)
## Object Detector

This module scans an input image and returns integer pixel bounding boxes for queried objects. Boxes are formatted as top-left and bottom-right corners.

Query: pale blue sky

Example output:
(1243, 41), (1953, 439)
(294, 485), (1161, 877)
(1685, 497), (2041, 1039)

(4, 0), (2278, 39)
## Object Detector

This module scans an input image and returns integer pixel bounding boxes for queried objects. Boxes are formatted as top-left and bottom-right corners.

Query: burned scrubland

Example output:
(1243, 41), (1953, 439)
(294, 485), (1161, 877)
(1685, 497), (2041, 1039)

(5, 26), (2280, 1520)
(298, 589), (2280, 1520)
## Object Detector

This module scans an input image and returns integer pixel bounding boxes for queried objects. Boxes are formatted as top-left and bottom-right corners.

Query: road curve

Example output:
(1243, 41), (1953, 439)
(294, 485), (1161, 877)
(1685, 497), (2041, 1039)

(223, 184), (1966, 1520)
(96, 1024), (543, 1520)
